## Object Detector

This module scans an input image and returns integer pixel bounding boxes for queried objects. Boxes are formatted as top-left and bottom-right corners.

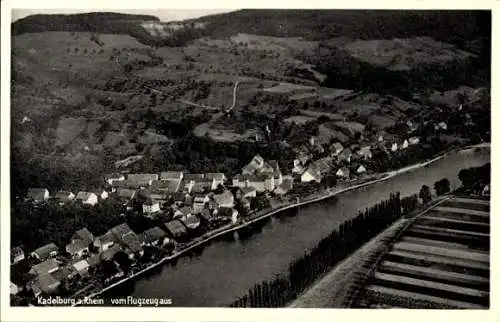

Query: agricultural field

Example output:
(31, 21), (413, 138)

(354, 195), (490, 309)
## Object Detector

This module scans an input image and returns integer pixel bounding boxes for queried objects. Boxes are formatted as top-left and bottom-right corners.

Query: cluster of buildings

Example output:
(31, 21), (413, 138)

(294, 131), (422, 184)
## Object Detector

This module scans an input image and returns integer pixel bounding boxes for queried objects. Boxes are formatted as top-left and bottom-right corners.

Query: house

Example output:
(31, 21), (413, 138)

(356, 165), (367, 174)
(140, 227), (169, 247)
(336, 166), (350, 178)
(357, 146), (372, 160)
(152, 179), (181, 193)
(259, 160), (283, 185)
(213, 190), (235, 208)
(75, 192), (99, 206)
(338, 148), (353, 163)
(127, 173), (159, 186)
(104, 173), (125, 185)
(199, 208), (216, 223)
(408, 137), (420, 145)
(301, 167), (321, 183)
(174, 206), (193, 219)
(11, 246), (25, 264)
(193, 195), (210, 214)
(51, 264), (78, 282)
(160, 171), (183, 181)
(172, 192), (189, 206)
(108, 223), (134, 244)
(233, 174), (276, 192)
(32, 273), (60, 295)
(165, 220), (188, 238)
(53, 191), (75, 204)
(180, 214), (201, 230)
(86, 254), (101, 270)
(237, 187), (257, 199)
(71, 259), (90, 276)
(400, 139), (409, 150)
(99, 190), (109, 200)
(27, 188), (50, 202)
(191, 180), (214, 194)
(482, 184), (490, 197)
(65, 239), (89, 259)
(438, 121), (448, 130)
(122, 233), (144, 259)
(29, 258), (59, 276)
(100, 244), (121, 261)
(215, 207), (239, 224)
(11, 282), (20, 295)
(31, 243), (58, 261)
(274, 179), (293, 195)
(182, 180), (195, 194)
(294, 145), (313, 165)
(183, 173), (205, 182)
(330, 142), (344, 156)
(143, 199), (161, 215)
(390, 142), (398, 152)
(71, 228), (94, 246)
(116, 188), (137, 200)
(93, 234), (115, 252)
(205, 173), (227, 188)
(242, 154), (265, 175)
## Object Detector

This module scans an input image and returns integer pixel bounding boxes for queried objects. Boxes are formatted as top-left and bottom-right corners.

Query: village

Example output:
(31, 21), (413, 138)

(10, 121), (433, 305)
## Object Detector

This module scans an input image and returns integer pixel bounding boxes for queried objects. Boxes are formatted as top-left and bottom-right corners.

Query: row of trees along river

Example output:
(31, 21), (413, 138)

(228, 192), (422, 307)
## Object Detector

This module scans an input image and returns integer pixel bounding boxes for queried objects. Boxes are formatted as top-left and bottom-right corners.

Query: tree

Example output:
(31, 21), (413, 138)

(419, 185), (432, 203)
(434, 178), (451, 196)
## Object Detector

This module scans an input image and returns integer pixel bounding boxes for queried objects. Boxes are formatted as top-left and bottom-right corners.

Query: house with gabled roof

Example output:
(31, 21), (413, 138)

(116, 188), (137, 200)
(213, 190), (235, 208)
(127, 173), (159, 184)
(237, 187), (257, 199)
(65, 239), (89, 259)
(29, 258), (60, 276)
(165, 220), (187, 238)
(93, 233), (115, 253)
(409, 137), (420, 145)
(330, 142), (344, 156)
(242, 154), (265, 175)
(31, 273), (60, 296)
(338, 148), (353, 163)
(152, 179), (180, 193)
(143, 198), (161, 216)
(27, 188), (50, 202)
(122, 233), (144, 259)
(104, 173), (125, 185)
(180, 214), (201, 230)
(75, 192), (98, 206)
(193, 195), (210, 214)
(108, 223), (134, 244)
(140, 227), (169, 247)
(160, 171), (183, 181)
(357, 145), (373, 160)
(11, 246), (25, 264)
(72, 228), (94, 246)
(53, 191), (75, 204)
(71, 259), (90, 276)
(336, 166), (350, 178)
(215, 207), (239, 224)
(31, 243), (59, 261)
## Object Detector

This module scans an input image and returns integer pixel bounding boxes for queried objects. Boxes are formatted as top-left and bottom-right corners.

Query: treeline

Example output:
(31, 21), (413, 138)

(229, 193), (402, 307)
(458, 163), (490, 194)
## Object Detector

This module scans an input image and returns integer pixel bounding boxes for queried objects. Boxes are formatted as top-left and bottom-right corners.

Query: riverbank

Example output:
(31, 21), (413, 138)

(76, 143), (489, 305)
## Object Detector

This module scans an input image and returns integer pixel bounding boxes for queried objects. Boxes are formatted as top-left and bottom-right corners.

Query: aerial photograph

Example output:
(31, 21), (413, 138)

(9, 9), (491, 308)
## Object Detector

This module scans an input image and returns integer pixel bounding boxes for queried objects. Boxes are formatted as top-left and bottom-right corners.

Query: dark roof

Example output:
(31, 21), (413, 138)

(172, 192), (187, 202)
(30, 259), (59, 276)
(159, 171), (183, 180)
(27, 188), (49, 200)
(165, 220), (187, 236)
(66, 239), (88, 254)
(191, 181), (213, 193)
(54, 191), (74, 200)
(216, 207), (234, 217)
(200, 208), (215, 221)
(151, 180), (180, 192)
(142, 227), (167, 243)
(109, 223), (133, 242)
(122, 233), (143, 253)
(35, 273), (60, 293)
(12, 246), (24, 257)
(183, 173), (205, 182)
(33, 243), (58, 259)
(116, 188), (137, 199)
(143, 198), (159, 206)
(72, 228), (94, 244)
(205, 173), (226, 181)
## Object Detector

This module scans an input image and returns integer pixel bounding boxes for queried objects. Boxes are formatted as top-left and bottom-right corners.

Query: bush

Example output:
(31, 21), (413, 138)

(434, 178), (451, 196)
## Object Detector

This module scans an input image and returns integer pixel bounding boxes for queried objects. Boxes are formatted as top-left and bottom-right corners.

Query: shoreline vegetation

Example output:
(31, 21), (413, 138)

(74, 142), (489, 305)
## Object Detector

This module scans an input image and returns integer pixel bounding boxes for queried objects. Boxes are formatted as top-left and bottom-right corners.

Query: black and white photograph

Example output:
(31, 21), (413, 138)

(2, 0), (495, 317)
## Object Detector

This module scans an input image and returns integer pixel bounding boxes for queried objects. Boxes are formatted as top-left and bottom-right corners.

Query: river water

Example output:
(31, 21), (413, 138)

(105, 147), (490, 307)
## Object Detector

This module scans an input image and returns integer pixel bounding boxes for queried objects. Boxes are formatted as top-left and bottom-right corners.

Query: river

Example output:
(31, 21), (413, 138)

(102, 147), (490, 307)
